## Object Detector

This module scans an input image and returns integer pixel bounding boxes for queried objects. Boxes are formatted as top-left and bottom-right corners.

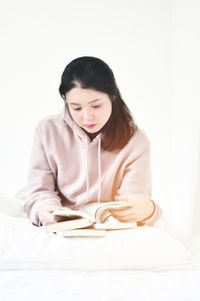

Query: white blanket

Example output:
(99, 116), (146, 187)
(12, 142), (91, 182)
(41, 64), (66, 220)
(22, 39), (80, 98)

(0, 212), (196, 271)
(1, 268), (200, 301)
(1, 194), (200, 301)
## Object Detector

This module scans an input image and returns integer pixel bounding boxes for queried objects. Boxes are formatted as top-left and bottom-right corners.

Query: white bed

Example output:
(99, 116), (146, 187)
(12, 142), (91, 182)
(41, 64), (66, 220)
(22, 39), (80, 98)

(0, 194), (200, 301)
(1, 267), (200, 301)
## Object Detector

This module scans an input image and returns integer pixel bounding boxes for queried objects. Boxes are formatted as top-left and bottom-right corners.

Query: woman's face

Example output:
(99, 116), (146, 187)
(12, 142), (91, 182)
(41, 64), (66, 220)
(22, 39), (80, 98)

(66, 86), (112, 134)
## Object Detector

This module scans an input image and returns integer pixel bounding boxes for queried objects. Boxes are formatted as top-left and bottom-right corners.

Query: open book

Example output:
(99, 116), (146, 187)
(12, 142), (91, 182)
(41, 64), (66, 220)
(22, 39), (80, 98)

(42, 201), (137, 236)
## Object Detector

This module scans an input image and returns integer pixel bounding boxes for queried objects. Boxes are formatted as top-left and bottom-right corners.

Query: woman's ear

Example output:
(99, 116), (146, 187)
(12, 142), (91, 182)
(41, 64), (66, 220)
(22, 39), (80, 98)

(62, 95), (66, 102)
(110, 95), (116, 102)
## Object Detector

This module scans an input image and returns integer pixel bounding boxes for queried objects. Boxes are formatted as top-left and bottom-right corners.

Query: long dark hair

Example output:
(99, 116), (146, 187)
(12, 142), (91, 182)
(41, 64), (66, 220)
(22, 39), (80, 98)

(59, 56), (137, 151)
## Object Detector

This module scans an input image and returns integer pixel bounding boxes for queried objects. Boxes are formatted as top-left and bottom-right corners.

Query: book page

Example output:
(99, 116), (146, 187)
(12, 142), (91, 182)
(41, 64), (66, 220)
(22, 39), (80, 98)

(52, 201), (131, 224)
(56, 229), (107, 237)
(73, 201), (131, 222)
(42, 218), (93, 233)
(93, 216), (137, 230)
(52, 208), (94, 222)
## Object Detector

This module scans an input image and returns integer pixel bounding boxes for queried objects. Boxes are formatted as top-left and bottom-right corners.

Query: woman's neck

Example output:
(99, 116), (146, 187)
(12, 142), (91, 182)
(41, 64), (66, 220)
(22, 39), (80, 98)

(83, 129), (101, 141)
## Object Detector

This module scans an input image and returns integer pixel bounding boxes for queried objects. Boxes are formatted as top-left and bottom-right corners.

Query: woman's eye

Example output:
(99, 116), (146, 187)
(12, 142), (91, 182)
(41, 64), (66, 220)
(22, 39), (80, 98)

(92, 105), (101, 109)
(71, 105), (101, 111)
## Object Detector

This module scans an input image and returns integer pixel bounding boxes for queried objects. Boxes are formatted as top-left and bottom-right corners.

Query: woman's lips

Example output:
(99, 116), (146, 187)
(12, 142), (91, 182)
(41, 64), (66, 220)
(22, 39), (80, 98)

(84, 124), (97, 129)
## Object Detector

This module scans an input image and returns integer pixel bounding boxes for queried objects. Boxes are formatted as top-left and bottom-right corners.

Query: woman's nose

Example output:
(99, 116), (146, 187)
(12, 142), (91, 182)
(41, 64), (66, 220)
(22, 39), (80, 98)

(83, 109), (94, 121)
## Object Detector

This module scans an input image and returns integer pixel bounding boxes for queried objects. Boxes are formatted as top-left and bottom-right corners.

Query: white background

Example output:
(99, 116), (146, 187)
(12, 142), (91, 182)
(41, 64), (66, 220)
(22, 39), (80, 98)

(0, 0), (199, 240)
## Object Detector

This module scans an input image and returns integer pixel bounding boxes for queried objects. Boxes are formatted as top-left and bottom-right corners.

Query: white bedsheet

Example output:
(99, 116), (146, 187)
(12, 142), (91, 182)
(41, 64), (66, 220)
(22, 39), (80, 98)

(0, 212), (194, 271)
(1, 267), (200, 301)
(1, 194), (200, 301)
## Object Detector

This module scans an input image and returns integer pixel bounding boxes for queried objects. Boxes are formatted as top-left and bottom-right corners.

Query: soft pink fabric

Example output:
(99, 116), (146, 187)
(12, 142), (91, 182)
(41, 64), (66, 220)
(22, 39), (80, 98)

(23, 107), (160, 226)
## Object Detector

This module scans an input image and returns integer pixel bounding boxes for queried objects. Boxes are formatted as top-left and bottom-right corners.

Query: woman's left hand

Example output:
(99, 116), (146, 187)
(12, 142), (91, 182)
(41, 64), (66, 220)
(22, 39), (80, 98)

(109, 197), (155, 223)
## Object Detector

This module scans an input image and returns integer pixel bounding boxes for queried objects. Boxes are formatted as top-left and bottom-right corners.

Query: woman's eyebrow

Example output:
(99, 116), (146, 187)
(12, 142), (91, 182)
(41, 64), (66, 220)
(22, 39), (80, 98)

(68, 98), (101, 105)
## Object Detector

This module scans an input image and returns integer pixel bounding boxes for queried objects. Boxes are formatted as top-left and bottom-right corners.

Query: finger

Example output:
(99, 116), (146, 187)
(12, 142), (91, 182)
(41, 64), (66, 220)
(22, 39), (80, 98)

(39, 206), (63, 225)
(115, 195), (127, 200)
(40, 212), (59, 226)
(111, 212), (137, 222)
(112, 216), (137, 223)
(112, 214), (136, 221)
(41, 218), (56, 226)
(110, 208), (134, 216)
(109, 207), (130, 212)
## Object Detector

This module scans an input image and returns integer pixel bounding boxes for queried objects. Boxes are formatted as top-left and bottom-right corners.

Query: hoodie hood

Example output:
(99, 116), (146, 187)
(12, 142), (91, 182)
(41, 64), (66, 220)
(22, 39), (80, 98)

(61, 105), (102, 205)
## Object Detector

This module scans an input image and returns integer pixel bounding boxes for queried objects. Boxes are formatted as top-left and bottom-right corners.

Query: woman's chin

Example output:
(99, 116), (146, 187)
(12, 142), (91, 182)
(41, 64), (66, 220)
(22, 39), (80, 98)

(82, 127), (102, 140)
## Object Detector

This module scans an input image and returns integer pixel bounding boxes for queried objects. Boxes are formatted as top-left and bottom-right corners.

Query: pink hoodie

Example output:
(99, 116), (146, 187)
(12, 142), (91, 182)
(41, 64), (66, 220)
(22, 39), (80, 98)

(24, 107), (159, 226)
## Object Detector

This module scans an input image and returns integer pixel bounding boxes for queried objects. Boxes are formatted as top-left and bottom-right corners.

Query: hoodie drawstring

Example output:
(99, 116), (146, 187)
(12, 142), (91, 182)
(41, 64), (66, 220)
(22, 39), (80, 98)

(97, 137), (102, 203)
(85, 136), (102, 204)
(85, 139), (90, 203)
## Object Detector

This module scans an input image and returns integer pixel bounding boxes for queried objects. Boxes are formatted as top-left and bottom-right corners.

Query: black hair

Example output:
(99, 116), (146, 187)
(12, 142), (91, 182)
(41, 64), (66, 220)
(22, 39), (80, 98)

(59, 56), (137, 151)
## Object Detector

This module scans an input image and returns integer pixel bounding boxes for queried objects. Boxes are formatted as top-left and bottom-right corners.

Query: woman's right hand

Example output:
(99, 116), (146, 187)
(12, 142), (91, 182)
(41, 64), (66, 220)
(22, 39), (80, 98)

(38, 205), (67, 226)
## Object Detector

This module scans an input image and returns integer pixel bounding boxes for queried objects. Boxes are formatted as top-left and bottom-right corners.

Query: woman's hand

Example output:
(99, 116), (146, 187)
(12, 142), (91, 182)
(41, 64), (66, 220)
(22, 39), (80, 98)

(38, 205), (67, 226)
(110, 196), (155, 223)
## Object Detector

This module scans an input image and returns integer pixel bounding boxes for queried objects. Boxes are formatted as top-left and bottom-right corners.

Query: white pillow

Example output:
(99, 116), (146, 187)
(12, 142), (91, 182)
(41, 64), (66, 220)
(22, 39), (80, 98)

(185, 235), (200, 261)
(0, 193), (26, 217)
(0, 213), (192, 271)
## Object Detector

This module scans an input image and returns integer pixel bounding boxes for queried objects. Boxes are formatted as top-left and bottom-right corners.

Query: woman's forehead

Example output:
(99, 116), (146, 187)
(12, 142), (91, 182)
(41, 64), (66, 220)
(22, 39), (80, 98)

(66, 87), (108, 105)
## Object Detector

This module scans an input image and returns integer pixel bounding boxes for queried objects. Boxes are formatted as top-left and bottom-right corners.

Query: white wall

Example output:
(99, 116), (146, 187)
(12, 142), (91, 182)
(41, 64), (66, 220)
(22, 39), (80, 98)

(2, 0), (199, 240)
(171, 0), (200, 240)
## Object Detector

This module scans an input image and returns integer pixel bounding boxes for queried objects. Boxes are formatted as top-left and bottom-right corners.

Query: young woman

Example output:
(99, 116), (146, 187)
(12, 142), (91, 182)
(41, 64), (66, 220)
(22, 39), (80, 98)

(24, 56), (159, 226)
